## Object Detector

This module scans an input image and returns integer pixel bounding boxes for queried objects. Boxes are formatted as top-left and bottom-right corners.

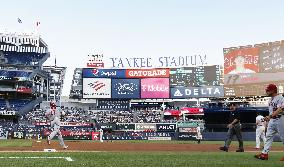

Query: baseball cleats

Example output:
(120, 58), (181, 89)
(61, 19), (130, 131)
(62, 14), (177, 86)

(254, 153), (268, 160)
(219, 146), (228, 152)
(63, 145), (68, 149)
(197, 139), (201, 144)
(236, 148), (244, 152)
(47, 139), (51, 145)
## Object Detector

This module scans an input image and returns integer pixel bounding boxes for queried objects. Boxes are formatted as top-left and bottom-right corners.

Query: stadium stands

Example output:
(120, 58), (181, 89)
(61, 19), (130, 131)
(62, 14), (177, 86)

(26, 107), (165, 124)
(2, 52), (47, 66)
(0, 99), (6, 109)
(0, 31), (51, 117)
(136, 108), (162, 123)
(9, 99), (31, 111)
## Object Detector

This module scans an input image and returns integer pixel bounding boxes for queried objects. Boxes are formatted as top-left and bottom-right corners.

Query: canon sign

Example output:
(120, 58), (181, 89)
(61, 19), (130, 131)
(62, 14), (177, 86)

(156, 124), (176, 132)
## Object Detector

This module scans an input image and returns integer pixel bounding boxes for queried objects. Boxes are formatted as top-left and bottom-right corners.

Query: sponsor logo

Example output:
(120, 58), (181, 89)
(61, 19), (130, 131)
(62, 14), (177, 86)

(148, 137), (171, 141)
(174, 89), (183, 96)
(136, 124), (156, 130)
(158, 125), (176, 130)
(92, 69), (99, 76)
(115, 83), (139, 95)
(88, 81), (106, 91)
(141, 85), (169, 92)
(126, 69), (169, 78)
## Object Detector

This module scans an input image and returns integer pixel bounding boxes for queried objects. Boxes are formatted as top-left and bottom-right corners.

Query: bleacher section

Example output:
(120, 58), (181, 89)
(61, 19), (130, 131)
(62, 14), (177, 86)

(2, 52), (48, 66)
(0, 31), (51, 117)
(0, 70), (32, 79)
(9, 99), (31, 111)
(0, 99), (6, 109)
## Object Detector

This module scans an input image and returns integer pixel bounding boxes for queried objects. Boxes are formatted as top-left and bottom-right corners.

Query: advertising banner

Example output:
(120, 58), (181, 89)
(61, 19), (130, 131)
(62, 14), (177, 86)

(0, 130), (8, 139)
(111, 79), (140, 99)
(177, 122), (198, 128)
(83, 78), (111, 98)
(33, 122), (93, 127)
(224, 47), (259, 74)
(223, 83), (276, 97)
(148, 137), (172, 141)
(156, 123), (176, 132)
(92, 132), (100, 140)
(135, 123), (157, 131)
(170, 86), (224, 98)
(101, 132), (176, 140)
(126, 69), (169, 78)
(116, 123), (135, 131)
(103, 131), (148, 140)
(224, 72), (284, 85)
(98, 100), (130, 110)
(86, 54), (104, 68)
(44, 130), (93, 140)
(144, 132), (176, 137)
(82, 68), (126, 78)
(178, 132), (197, 140)
(141, 78), (169, 98)
(98, 123), (117, 130)
(12, 131), (25, 139)
(179, 127), (197, 133)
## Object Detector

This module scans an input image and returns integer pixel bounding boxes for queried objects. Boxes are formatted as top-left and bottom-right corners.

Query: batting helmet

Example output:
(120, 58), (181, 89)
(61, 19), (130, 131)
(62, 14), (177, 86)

(50, 101), (56, 108)
(265, 84), (277, 92)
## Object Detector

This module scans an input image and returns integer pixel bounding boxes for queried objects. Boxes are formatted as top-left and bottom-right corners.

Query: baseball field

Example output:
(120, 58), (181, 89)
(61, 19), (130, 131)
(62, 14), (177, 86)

(0, 140), (284, 167)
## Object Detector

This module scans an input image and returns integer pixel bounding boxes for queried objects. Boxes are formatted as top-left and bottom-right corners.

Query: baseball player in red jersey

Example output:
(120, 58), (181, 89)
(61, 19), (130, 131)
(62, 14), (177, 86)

(255, 84), (284, 161)
(45, 101), (68, 149)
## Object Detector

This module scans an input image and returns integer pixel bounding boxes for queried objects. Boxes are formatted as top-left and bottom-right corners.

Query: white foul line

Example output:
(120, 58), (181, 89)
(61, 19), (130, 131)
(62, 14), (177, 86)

(0, 156), (74, 162)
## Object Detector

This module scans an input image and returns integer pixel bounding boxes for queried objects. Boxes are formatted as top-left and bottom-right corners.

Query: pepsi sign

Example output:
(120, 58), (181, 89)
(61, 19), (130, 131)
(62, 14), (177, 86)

(82, 68), (126, 78)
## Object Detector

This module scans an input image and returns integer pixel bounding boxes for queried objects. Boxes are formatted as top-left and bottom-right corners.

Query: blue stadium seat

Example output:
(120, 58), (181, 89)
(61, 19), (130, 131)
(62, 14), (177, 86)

(9, 99), (31, 111)
(0, 99), (6, 109)
(2, 51), (46, 66)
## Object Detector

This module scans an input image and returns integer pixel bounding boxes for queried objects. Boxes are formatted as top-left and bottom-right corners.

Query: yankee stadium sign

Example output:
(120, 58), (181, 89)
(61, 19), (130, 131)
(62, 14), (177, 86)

(86, 54), (207, 68)
(171, 86), (224, 98)
(110, 55), (207, 68)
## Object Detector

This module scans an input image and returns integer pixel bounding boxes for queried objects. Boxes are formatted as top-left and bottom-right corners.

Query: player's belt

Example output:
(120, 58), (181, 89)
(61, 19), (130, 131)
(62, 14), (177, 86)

(271, 115), (282, 119)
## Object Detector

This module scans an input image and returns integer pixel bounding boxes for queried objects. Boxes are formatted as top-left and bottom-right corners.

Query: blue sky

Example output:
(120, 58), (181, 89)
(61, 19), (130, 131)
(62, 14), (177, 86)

(1, 0), (284, 96)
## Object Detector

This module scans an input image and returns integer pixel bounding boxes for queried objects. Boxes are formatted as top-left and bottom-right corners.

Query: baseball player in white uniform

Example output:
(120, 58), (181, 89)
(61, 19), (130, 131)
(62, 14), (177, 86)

(196, 124), (202, 144)
(45, 101), (68, 149)
(255, 84), (284, 161)
(99, 129), (104, 142)
(255, 113), (266, 149)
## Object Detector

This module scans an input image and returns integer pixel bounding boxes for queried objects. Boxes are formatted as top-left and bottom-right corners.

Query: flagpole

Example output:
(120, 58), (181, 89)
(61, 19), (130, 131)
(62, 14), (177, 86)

(54, 55), (56, 102)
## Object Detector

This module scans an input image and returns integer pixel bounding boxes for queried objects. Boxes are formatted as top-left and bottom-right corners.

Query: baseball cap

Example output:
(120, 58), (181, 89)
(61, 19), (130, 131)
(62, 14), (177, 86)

(265, 84), (277, 92)
(50, 101), (56, 107)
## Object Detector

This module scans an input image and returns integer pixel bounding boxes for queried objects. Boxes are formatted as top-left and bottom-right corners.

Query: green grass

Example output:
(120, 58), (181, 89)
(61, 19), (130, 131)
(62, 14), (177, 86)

(108, 140), (283, 147)
(0, 140), (283, 166)
(0, 152), (283, 167)
(0, 139), (32, 147)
